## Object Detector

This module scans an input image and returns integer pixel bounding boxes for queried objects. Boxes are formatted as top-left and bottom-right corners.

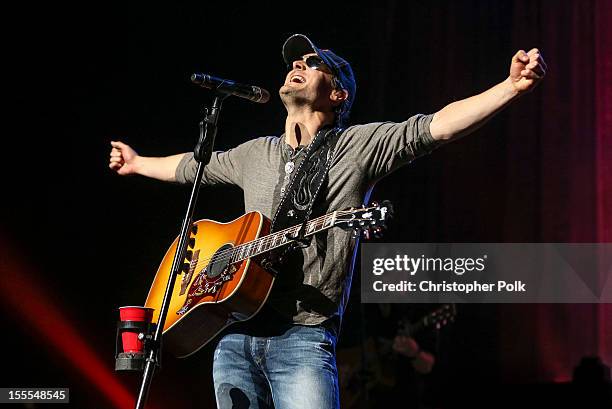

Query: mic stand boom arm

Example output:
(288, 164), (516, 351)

(134, 94), (227, 409)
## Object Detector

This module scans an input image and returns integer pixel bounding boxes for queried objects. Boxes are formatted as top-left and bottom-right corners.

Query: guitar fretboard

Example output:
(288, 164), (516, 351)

(228, 211), (338, 263)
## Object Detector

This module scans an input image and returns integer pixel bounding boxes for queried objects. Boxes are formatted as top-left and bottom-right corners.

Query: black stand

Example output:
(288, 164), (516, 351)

(134, 95), (226, 409)
(115, 321), (156, 371)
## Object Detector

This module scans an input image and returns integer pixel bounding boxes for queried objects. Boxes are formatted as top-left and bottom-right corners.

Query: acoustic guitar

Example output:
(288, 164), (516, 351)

(144, 202), (391, 357)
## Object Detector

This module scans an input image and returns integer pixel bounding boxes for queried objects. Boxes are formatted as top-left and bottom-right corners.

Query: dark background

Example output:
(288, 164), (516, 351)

(2, 1), (611, 408)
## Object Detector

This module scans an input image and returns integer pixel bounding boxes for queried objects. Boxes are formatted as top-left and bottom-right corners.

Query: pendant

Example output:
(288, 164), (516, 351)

(285, 161), (295, 174)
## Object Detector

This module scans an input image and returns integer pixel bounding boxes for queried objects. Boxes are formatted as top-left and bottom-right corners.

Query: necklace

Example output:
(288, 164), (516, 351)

(285, 145), (305, 175)
(281, 127), (330, 196)
(282, 146), (306, 196)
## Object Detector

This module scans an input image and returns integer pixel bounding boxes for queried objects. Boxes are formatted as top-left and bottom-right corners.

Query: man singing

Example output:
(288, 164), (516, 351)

(109, 34), (546, 408)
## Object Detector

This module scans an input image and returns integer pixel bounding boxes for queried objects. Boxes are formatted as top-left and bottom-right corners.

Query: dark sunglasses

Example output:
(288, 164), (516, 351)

(287, 55), (333, 74)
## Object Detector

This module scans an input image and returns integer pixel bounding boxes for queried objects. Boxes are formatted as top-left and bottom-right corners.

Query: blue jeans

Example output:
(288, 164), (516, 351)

(212, 325), (339, 409)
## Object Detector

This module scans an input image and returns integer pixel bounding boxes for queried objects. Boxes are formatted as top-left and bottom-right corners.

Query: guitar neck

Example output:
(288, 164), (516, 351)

(400, 319), (424, 338)
(229, 211), (339, 263)
(399, 305), (457, 337)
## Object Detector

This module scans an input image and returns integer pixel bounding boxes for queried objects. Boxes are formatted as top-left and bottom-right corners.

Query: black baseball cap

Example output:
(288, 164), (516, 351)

(282, 34), (356, 125)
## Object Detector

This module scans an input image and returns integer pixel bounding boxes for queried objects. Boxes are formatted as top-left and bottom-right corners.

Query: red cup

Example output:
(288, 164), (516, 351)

(119, 306), (154, 353)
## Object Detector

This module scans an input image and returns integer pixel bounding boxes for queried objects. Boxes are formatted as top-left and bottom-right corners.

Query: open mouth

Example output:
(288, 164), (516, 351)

(289, 74), (306, 84)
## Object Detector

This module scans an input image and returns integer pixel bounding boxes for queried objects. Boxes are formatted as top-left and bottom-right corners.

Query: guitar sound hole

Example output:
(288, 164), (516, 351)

(205, 244), (234, 279)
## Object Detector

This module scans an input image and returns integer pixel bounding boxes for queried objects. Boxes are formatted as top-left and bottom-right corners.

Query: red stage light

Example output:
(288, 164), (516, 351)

(0, 236), (159, 409)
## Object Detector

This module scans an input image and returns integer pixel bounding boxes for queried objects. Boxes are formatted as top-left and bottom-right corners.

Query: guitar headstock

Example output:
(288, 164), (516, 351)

(334, 200), (393, 239)
(421, 304), (457, 330)
(398, 304), (457, 337)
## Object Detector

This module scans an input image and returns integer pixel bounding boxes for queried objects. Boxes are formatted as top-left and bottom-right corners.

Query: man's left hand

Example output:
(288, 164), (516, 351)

(508, 48), (547, 93)
(392, 335), (420, 358)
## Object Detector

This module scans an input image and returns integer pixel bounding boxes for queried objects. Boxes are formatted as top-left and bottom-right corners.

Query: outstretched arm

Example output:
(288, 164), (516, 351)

(429, 48), (547, 141)
(109, 141), (186, 182)
(109, 139), (253, 187)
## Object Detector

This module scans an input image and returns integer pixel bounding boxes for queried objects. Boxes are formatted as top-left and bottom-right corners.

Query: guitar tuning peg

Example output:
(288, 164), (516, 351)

(181, 263), (190, 273)
(188, 238), (196, 248)
(191, 224), (198, 235)
(185, 250), (193, 261)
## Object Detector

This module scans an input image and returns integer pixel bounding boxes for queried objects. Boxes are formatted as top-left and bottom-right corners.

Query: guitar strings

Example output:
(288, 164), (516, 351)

(174, 210), (378, 273)
(180, 219), (372, 274)
(189, 212), (339, 267)
(182, 211), (345, 270)
(185, 221), (375, 271)
(195, 213), (378, 268)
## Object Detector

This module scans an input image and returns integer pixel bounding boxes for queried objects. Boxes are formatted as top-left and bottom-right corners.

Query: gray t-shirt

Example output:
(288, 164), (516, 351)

(175, 114), (440, 329)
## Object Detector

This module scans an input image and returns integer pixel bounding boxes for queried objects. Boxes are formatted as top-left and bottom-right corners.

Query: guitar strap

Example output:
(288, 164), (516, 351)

(270, 126), (342, 244)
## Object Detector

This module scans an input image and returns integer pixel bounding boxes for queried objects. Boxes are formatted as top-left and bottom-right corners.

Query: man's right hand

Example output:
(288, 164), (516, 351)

(108, 140), (186, 182)
(109, 141), (140, 175)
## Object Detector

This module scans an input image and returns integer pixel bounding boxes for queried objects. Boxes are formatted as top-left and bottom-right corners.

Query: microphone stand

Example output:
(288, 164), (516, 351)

(134, 94), (227, 409)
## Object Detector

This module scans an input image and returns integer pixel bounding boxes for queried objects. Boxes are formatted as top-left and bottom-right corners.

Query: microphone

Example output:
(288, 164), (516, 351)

(191, 73), (270, 103)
